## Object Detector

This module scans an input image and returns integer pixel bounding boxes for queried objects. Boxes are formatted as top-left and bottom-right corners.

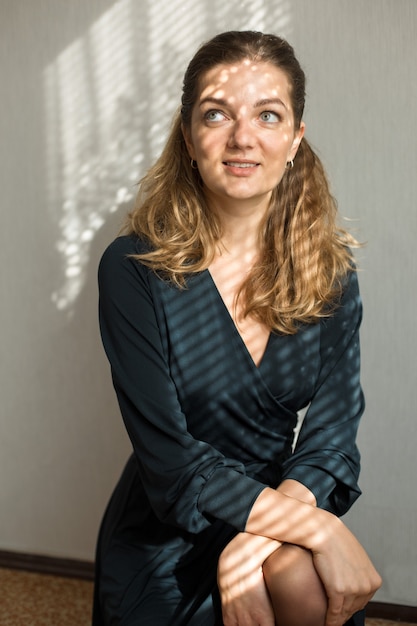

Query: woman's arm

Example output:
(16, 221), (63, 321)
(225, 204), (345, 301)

(218, 532), (281, 626)
(245, 487), (381, 626)
(282, 270), (364, 515)
(277, 478), (317, 505)
(217, 479), (316, 625)
(98, 236), (266, 533)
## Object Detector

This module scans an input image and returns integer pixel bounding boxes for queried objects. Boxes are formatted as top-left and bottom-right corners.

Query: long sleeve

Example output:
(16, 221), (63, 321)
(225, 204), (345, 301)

(98, 236), (265, 534)
(281, 270), (364, 516)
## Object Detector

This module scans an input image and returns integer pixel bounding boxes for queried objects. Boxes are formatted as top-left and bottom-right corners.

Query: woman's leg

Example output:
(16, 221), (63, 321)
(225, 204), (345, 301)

(262, 543), (327, 626)
(262, 544), (366, 626)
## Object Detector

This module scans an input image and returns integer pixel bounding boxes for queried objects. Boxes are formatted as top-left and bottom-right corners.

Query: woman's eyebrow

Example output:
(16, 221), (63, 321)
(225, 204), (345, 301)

(198, 96), (288, 110)
(199, 96), (228, 108)
(255, 97), (288, 110)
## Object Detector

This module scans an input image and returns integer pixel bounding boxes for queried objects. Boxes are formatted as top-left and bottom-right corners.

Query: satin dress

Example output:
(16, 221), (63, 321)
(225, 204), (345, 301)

(93, 235), (366, 625)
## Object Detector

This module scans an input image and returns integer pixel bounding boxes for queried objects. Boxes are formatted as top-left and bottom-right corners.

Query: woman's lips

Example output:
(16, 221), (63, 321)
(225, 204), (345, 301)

(223, 161), (259, 168)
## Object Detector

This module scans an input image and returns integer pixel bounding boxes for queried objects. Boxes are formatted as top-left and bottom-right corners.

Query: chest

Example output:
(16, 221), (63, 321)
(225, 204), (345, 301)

(152, 271), (321, 411)
(151, 271), (321, 461)
(207, 255), (270, 367)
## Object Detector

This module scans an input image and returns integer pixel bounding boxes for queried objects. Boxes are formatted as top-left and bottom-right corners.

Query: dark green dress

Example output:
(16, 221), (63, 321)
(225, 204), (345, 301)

(93, 235), (365, 625)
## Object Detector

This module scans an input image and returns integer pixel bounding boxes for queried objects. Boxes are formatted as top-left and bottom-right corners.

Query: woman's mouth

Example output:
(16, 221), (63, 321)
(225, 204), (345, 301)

(223, 161), (259, 168)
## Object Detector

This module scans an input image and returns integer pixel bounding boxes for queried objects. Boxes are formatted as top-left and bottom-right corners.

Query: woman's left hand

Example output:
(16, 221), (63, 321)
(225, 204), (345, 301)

(217, 532), (281, 625)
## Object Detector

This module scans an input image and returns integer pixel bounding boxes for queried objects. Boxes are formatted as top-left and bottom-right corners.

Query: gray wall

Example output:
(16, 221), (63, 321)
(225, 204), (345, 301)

(1, 0), (416, 607)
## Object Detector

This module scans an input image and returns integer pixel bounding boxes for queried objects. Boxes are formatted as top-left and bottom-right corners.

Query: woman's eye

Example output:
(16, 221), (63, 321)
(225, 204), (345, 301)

(259, 111), (280, 123)
(204, 110), (226, 122)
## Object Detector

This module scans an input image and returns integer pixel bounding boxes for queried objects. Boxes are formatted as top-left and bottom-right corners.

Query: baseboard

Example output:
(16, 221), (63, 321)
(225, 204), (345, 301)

(0, 549), (94, 581)
(365, 601), (417, 622)
(1, 550), (416, 621)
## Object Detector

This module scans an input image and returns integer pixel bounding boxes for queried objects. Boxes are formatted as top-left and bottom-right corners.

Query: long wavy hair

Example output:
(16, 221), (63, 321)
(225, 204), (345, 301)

(125, 31), (359, 334)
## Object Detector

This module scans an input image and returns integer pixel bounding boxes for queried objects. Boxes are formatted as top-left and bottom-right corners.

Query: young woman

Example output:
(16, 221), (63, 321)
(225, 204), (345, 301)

(93, 31), (381, 626)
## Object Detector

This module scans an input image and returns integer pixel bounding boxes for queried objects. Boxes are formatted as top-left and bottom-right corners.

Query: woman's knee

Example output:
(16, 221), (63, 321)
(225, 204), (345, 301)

(262, 544), (327, 626)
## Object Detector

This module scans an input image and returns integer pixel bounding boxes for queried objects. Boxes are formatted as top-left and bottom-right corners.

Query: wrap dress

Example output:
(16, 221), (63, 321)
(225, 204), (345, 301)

(93, 234), (366, 625)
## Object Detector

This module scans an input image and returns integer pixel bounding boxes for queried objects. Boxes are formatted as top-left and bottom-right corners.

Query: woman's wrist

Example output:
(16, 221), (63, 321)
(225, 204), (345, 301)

(245, 487), (334, 551)
(276, 479), (317, 507)
(219, 532), (281, 568)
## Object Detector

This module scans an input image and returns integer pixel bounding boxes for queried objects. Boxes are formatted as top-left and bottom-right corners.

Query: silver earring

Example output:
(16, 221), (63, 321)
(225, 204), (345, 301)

(190, 159), (198, 170)
(286, 160), (294, 169)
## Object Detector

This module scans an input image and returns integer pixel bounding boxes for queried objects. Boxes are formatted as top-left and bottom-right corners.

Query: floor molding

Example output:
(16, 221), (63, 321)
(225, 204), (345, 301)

(365, 601), (417, 622)
(1, 550), (416, 621)
(0, 549), (94, 581)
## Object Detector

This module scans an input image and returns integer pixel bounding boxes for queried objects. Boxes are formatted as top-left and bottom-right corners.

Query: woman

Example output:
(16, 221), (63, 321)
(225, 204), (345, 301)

(93, 31), (381, 626)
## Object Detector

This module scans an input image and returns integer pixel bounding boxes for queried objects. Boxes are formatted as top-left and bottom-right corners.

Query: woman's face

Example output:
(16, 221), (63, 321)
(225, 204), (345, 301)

(183, 59), (305, 213)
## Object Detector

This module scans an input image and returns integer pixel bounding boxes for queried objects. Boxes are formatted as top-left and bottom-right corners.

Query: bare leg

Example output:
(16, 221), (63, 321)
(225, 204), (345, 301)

(263, 543), (327, 626)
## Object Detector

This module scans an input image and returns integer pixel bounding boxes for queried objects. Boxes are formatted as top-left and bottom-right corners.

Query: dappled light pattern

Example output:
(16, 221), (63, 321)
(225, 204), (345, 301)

(44, 0), (292, 313)
(94, 235), (364, 622)
(44, 0), (144, 311)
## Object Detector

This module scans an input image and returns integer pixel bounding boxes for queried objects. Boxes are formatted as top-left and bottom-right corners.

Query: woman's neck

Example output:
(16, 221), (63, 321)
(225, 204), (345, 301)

(213, 205), (267, 261)
(205, 189), (270, 259)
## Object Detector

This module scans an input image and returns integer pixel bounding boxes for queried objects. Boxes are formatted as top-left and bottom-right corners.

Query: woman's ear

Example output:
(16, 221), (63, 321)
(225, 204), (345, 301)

(181, 123), (196, 160)
(289, 121), (305, 161)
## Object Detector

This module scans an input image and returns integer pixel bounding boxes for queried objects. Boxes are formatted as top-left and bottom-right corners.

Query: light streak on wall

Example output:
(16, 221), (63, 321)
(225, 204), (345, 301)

(44, 0), (291, 314)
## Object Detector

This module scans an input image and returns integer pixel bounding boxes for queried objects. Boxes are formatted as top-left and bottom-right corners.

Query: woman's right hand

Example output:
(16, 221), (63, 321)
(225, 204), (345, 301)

(217, 532), (281, 625)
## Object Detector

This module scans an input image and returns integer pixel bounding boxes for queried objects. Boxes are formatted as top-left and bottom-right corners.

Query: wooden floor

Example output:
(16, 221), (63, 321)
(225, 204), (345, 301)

(0, 567), (415, 626)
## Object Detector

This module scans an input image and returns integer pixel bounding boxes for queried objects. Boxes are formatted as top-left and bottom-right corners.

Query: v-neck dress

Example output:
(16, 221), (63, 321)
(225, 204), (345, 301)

(93, 234), (365, 625)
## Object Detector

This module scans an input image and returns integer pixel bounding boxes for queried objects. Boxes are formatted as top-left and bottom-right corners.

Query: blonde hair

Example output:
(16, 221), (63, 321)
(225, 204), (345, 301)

(125, 31), (359, 335)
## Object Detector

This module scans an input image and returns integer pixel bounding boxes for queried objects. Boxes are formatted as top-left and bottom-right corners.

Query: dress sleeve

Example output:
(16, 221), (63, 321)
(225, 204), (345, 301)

(281, 270), (364, 516)
(98, 237), (265, 534)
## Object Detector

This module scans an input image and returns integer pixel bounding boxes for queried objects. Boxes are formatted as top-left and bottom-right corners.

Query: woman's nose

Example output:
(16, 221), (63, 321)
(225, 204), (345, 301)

(228, 117), (255, 149)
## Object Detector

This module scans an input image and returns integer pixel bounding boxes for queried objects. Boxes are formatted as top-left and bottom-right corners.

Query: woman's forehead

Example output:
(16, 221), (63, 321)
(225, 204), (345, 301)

(196, 60), (293, 105)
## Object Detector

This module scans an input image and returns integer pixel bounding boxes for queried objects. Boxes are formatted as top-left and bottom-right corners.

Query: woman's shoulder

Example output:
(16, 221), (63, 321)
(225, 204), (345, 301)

(98, 234), (153, 288)
(319, 268), (362, 343)
(101, 233), (151, 258)
(339, 266), (361, 307)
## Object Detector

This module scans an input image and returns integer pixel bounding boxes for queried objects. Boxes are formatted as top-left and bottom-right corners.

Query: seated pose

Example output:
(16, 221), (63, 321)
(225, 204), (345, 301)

(92, 30), (381, 626)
